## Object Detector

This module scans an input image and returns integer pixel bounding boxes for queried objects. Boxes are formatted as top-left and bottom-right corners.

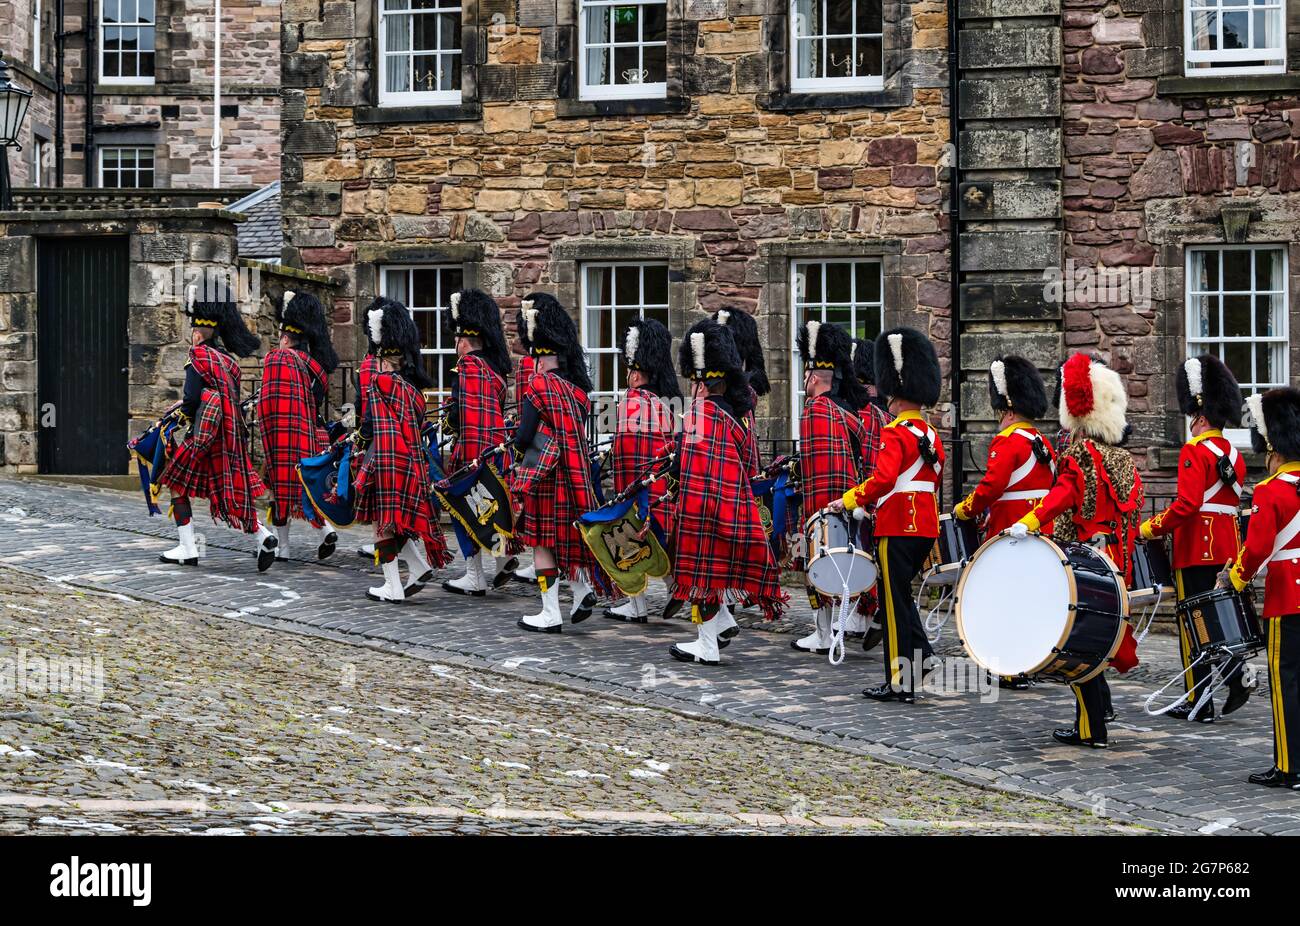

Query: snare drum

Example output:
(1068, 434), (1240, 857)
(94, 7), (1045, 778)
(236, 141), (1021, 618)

(936, 513), (979, 569)
(1130, 539), (1173, 593)
(805, 509), (878, 598)
(1176, 587), (1264, 661)
(956, 533), (1129, 685)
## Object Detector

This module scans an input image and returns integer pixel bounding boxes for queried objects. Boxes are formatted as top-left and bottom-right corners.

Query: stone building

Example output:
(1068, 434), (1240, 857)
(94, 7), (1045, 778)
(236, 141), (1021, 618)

(0, 0), (280, 190)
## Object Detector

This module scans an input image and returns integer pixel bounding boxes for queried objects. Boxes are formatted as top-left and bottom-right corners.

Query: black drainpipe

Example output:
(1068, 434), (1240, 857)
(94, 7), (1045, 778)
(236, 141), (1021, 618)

(947, 0), (963, 498)
(55, 0), (67, 185)
(83, 0), (95, 186)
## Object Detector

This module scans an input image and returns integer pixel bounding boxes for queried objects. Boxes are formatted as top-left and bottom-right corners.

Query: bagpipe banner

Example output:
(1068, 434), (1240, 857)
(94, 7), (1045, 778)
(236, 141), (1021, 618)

(577, 488), (670, 597)
(127, 414), (183, 516)
(297, 441), (356, 527)
(751, 469), (801, 569)
(434, 460), (514, 557)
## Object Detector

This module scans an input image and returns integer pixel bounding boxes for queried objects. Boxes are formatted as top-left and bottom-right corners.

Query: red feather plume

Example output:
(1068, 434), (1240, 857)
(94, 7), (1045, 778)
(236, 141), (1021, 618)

(1062, 352), (1095, 419)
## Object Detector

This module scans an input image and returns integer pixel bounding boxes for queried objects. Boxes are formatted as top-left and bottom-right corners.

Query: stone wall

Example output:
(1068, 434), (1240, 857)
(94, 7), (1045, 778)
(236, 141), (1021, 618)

(282, 0), (954, 444)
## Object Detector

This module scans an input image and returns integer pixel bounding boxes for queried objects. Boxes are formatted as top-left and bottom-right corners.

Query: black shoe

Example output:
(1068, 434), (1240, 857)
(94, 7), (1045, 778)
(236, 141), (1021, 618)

(491, 557), (519, 589)
(999, 676), (1031, 691)
(1165, 701), (1194, 720)
(1052, 727), (1107, 748)
(1103, 708), (1119, 723)
(661, 598), (686, 621)
(570, 593), (598, 624)
(1223, 680), (1252, 716)
(440, 580), (486, 597)
(602, 607), (648, 623)
(1248, 767), (1300, 788)
(669, 643), (719, 666)
(1164, 701), (1213, 723)
(317, 531), (338, 561)
(862, 684), (915, 704)
(718, 625), (740, 641)
(517, 618), (561, 634)
(257, 536), (278, 572)
(862, 625), (884, 652)
(159, 553), (199, 566)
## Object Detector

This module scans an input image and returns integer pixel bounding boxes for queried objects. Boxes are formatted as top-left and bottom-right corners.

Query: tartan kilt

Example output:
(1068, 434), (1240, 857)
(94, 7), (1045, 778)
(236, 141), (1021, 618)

(610, 388), (676, 535)
(257, 349), (326, 523)
(161, 392), (266, 505)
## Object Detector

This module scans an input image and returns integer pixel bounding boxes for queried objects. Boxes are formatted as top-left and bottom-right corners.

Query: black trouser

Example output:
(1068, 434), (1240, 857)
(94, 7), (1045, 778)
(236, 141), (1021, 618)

(1174, 565), (1245, 711)
(1266, 618), (1300, 773)
(876, 535), (935, 693)
(1072, 674), (1110, 743)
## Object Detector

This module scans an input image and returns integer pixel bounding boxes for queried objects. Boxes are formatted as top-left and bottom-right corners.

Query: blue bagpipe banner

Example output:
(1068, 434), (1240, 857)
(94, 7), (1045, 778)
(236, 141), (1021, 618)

(433, 457), (514, 557)
(751, 469), (800, 566)
(127, 414), (183, 516)
(576, 488), (670, 596)
(298, 441), (356, 527)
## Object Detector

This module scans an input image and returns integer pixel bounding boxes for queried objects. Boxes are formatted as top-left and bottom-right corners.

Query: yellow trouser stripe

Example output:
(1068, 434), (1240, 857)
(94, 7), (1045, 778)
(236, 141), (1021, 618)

(1271, 621), (1289, 773)
(1074, 685), (1091, 740)
(880, 538), (901, 686)
(1174, 569), (1196, 692)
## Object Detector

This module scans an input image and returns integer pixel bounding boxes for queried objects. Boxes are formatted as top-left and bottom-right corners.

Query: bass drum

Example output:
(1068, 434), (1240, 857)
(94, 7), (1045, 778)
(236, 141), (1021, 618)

(956, 533), (1129, 685)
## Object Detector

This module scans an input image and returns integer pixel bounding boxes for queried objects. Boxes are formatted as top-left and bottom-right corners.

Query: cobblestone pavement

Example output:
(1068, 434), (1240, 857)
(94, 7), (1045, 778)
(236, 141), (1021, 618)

(0, 568), (1108, 836)
(1, 478), (1297, 835)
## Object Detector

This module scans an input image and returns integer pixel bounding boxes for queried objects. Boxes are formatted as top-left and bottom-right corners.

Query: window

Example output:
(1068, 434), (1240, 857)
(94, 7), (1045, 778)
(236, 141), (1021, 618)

(1185, 0), (1286, 75)
(100, 0), (155, 84)
(99, 147), (155, 187)
(32, 138), (50, 187)
(579, 0), (668, 101)
(1186, 245), (1289, 445)
(378, 0), (463, 106)
(790, 258), (884, 430)
(580, 263), (670, 420)
(379, 264), (464, 401)
(790, 0), (884, 92)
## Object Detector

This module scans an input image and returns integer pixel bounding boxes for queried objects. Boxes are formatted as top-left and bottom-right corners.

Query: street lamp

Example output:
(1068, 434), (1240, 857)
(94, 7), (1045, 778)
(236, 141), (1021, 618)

(0, 52), (34, 211)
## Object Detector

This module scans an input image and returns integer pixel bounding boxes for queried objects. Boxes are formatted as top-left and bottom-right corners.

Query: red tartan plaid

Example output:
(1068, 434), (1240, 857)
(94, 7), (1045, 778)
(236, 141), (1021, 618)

(353, 371), (451, 566)
(358, 354), (379, 423)
(799, 396), (868, 513)
(513, 355), (534, 411)
(257, 349), (327, 523)
(451, 353), (507, 466)
(159, 345), (264, 531)
(609, 386), (677, 532)
(670, 398), (787, 620)
(857, 402), (889, 476)
(510, 371), (606, 587)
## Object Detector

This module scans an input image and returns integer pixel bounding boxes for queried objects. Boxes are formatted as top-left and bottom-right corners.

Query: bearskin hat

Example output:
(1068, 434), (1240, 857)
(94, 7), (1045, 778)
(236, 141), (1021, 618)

(873, 326), (941, 407)
(712, 308), (770, 397)
(851, 337), (875, 386)
(678, 319), (753, 416)
(1245, 387), (1300, 459)
(448, 288), (510, 379)
(186, 281), (260, 358)
(1058, 352), (1127, 446)
(520, 291), (593, 394)
(1177, 354), (1243, 429)
(989, 355), (1049, 421)
(279, 290), (339, 374)
(798, 320), (869, 411)
(365, 296), (431, 389)
(624, 317), (680, 400)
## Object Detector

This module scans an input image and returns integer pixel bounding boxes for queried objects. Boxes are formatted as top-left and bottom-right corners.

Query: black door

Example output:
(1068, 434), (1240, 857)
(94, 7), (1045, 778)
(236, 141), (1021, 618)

(37, 237), (130, 474)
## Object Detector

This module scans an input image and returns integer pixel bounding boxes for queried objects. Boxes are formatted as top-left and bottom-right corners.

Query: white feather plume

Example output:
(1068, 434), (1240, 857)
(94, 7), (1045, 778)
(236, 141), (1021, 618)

(990, 359), (1008, 399)
(520, 299), (534, 312)
(283, 289), (297, 307)
(1183, 357), (1203, 403)
(888, 333), (904, 373)
(715, 310), (730, 327)
(625, 324), (640, 365)
(185, 284), (197, 311)
(690, 332), (706, 373)
(806, 321), (821, 363)
(523, 308), (538, 342)
(367, 308), (385, 346)
(1245, 393), (1268, 444)
(450, 291), (461, 320)
(851, 341), (858, 361)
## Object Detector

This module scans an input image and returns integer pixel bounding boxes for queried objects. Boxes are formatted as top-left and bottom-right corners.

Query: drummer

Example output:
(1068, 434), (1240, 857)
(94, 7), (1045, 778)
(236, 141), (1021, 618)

(1010, 353), (1143, 748)
(1140, 355), (1251, 722)
(1220, 388), (1300, 789)
(792, 321), (871, 655)
(953, 355), (1057, 690)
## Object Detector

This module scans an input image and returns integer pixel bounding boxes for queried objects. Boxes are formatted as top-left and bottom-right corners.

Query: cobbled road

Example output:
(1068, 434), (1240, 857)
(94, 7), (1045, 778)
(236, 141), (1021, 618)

(0, 477), (1296, 835)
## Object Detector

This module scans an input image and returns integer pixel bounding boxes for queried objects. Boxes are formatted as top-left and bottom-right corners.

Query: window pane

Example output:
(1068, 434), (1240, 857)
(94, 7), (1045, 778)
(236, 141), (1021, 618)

(826, 37), (853, 78)
(856, 0), (883, 32)
(827, 0), (854, 33)
(1223, 342), (1252, 385)
(614, 45), (640, 84)
(1222, 249), (1252, 291)
(614, 265), (640, 304)
(856, 261), (882, 304)
(857, 37), (883, 76)
(1223, 294), (1251, 336)
(411, 268), (441, 306)
(642, 44), (667, 83)
(643, 266), (668, 305)
(643, 3), (666, 42)
(825, 262), (853, 304)
(796, 38), (820, 79)
(1256, 247), (1282, 290)
(613, 6), (639, 43)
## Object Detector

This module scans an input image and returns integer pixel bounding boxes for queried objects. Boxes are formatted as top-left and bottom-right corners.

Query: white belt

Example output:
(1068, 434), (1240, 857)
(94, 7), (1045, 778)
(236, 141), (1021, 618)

(894, 480), (937, 494)
(1000, 489), (1049, 502)
(1199, 503), (1238, 516)
(1268, 501), (1300, 563)
(1271, 547), (1300, 563)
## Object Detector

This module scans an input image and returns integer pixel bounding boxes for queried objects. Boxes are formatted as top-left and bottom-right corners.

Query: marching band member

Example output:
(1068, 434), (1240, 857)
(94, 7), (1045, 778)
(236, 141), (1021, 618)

(1222, 388), (1300, 789)
(668, 319), (787, 665)
(604, 318), (680, 623)
(792, 320), (870, 654)
(504, 320), (538, 585)
(830, 328), (944, 703)
(354, 326), (381, 561)
(1142, 355), (1251, 722)
(441, 288), (518, 597)
(511, 294), (608, 632)
(846, 337), (891, 641)
(257, 290), (340, 563)
(352, 298), (452, 602)
(157, 284), (278, 572)
(954, 356), (1056, 689)
(1011, 353), (1143, 748)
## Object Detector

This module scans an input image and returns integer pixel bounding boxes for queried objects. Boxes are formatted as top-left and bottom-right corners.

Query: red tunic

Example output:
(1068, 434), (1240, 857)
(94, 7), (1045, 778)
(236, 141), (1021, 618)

(450, 352), (507, 467)
(159, 344), (264, 532)
(1230, 463), (1300, 618)
(842, 411), (945, 539)
(958, 422), (1057, 538)
(670, 397), (787, 620)
(799, 395), (868, 513)
(257, 348), (328, 523)
(609, 386), (676, 531)
(1145, 431), (1244, 570)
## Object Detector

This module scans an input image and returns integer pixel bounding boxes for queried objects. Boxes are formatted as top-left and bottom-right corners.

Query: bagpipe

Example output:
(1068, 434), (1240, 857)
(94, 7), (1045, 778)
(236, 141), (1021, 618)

(127, 406), (186, 516)
(297, 438), (357, 527)
(751, 454), (802, 569)
(433, 427), (516, 558)
(576, 451), (674, 597)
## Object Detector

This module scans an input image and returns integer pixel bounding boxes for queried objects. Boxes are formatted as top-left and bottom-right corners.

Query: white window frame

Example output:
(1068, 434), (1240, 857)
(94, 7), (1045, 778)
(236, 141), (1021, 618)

(579, 261), (671, 427)
(790, 0), (885, 93)
(99, 0), (156, 86)
(1183, 0), (1287, 76)
(33, 0), (41, 71)
(378, 264), (463, 402)
(578, 0), (669, 101)
(1185, 243), (1290, 447)
(378, 0), (463, 107)
(98, 146), (155, 188)
(789, 257), (885, 435)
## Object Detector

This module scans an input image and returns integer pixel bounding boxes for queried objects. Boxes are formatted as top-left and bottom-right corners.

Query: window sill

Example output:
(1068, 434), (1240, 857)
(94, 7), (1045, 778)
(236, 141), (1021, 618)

(758, 88), (910, 111)
(355, 102), (482, 125)
(554, 97), (689, 119)
(1157, 74), (1300, 97)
